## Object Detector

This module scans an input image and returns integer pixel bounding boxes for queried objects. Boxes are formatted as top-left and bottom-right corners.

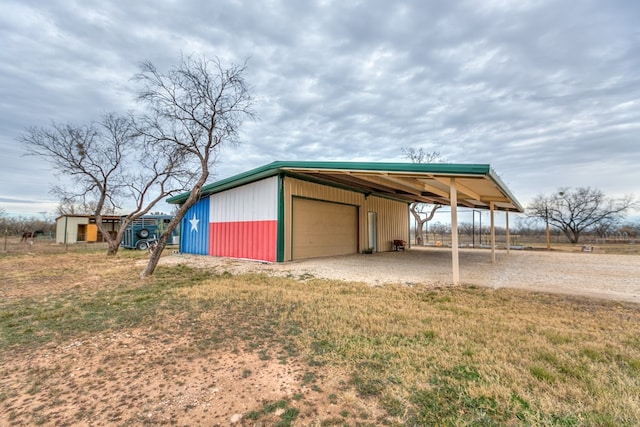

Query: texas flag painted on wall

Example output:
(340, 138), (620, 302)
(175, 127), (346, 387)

(180, 198), (210, 255)
(208, 176), (278, 262)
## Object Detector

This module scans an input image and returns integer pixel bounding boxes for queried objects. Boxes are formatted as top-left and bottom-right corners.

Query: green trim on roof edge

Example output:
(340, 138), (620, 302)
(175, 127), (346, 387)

(487, 167), (524, 212)
(166, 160), (522, 211)
(276, 174), (285, 262)
(166, 162), (283, 204)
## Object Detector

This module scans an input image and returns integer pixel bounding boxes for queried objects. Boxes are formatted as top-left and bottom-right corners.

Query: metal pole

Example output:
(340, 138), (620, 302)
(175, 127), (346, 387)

(506, 210), (511, 254)
(472, 210), (475, 248)
(490, 201), (496, 263)
(450, 178), (460, 285)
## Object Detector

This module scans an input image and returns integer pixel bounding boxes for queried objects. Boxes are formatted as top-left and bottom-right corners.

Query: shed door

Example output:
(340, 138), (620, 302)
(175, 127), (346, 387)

(86, 224), (98, 242)
(292, 198), (358, 259)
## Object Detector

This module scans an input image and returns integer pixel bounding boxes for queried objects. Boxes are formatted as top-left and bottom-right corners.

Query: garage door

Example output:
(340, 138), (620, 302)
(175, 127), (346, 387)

(292, 198), (358, 259)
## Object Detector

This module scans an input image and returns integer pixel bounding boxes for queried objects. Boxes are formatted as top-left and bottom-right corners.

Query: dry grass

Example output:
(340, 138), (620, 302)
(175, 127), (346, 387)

(176, 275), (640, 425)
(1, 246), (639, 426)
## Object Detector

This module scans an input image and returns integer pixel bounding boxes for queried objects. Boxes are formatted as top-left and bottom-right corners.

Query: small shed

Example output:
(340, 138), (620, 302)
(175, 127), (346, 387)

(55, 215), (121, 244)
(167, 161), (523, 281)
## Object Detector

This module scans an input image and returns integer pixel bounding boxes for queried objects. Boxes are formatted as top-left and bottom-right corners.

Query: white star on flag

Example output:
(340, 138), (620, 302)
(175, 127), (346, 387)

(189, 213), (199, 232)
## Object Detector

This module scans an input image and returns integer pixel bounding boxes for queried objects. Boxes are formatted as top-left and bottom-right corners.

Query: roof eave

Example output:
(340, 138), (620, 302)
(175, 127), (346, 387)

(166, 161), (523, 212)
(487, 168), (525, 212)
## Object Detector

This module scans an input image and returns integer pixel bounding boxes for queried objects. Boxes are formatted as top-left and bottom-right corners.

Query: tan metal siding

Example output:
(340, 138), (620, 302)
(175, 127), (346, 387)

(283, 177), (409, 260)
(364, 196), (409, 252)
(292, 198), (358, 259)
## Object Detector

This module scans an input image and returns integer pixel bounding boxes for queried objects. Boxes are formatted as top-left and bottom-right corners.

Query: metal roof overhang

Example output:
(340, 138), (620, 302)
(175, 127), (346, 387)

(167, 161), (524, 213)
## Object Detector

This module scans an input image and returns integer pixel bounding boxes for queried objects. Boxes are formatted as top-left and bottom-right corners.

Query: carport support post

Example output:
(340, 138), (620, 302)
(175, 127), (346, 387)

(490, 201), (496, 263)
(450, 178), (460, 285)
(506, 210), (511, 254)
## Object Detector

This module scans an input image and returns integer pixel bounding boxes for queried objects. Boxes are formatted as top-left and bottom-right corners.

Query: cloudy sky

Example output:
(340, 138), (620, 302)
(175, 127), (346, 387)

(1, 0), (639, 221)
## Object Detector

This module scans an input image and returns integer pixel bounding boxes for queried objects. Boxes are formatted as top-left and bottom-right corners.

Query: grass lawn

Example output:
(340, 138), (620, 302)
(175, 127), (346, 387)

(1, 247), (639, 426)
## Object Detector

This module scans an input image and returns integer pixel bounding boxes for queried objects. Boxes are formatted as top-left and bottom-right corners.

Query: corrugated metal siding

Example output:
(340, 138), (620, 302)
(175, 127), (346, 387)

(209, 220), (277, 262)
(210, 176), (278, 221)
(181, 198), (210, 255)
(208, 176), (278, 261)
(282, 177), (408, 260)
(365, 196), (409, 252)
(292, 198), (358, 259)
(179, 175), (407, 262)
(286, 178), (364, 205)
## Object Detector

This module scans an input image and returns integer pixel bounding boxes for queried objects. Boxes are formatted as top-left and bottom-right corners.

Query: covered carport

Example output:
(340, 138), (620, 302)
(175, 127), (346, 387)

(275, 162), (524, 285)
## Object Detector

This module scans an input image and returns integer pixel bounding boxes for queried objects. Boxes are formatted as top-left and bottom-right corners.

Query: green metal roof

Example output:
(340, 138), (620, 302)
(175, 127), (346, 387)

(167, 160), (524, 212)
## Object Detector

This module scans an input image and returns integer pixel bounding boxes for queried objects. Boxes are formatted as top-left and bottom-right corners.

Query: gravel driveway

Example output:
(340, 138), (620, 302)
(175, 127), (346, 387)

(161, 247), (640, 304)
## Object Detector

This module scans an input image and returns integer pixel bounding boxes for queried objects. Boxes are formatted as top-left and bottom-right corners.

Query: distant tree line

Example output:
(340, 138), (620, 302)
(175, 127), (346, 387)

(413, 218), (640, 246)
(0, 209), (55, 236)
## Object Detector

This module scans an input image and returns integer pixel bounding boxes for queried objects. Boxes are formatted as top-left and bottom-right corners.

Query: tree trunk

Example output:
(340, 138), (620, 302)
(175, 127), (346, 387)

(411, 208), (423, 245)
(140, 182), (204, 278)
(564, 228), (579, 244)
(410, 203), (441, 246)
(416, 218), (428, 245)
(140, 233), (169, 278)
(107, 240), (120, 256)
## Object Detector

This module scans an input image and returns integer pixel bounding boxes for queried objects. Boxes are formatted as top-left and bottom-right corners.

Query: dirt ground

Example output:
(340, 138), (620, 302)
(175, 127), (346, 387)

(0, 241), (380, 426)
(1, 242), (639, 426)
(1, 329), (362, 426)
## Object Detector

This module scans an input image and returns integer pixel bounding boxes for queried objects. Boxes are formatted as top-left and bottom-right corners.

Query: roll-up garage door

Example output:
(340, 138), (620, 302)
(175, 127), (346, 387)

(292, 198), (358, 259)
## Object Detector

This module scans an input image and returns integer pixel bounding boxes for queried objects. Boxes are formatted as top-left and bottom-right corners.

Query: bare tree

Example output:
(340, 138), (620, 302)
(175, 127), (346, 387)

(401, 147), (444, 165)
(55, 196), (84, 216)
(618, 223), (639, 238)
(0, 213), (55, 237)
(21, 115), (126, 253)
(54, 194), (121, 216)
(527, 187), (636, 244)
(135, 54), (255, 278)
(457, 222), (475, 240)
(410, 203), (441, 245)
(401, 147), (446, 245)
(21, 113), (184, 255)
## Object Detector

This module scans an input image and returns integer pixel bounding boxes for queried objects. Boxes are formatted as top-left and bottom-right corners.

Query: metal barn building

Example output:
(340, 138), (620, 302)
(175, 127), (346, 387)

(168, 161), (523, 272)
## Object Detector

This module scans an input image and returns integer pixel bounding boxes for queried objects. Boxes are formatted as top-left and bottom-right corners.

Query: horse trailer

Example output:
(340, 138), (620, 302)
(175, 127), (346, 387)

(120, 215), (179, 250)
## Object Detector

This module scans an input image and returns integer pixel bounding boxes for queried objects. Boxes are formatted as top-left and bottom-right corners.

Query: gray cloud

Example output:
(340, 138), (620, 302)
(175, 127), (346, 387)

(1, 0), (639, 218)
